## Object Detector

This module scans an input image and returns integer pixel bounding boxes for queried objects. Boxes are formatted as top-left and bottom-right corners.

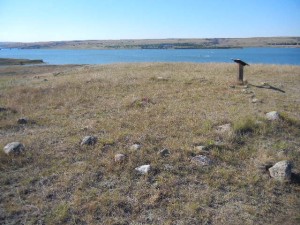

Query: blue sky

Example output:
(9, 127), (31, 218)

(0, 0), (299, 42)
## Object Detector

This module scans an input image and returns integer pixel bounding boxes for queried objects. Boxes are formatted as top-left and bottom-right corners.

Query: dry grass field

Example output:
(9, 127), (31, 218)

(0, 63), (299, 224)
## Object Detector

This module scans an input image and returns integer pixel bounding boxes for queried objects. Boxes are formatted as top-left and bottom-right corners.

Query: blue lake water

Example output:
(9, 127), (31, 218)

(0, 48), (300, 65)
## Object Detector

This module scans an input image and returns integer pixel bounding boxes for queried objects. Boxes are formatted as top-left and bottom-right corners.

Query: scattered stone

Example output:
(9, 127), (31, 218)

(44, 79), (48, 81)
(157, 77), (168, 81)
(191, 155), (212, 166)
(251, 98), (258, 103)
(115, 154), (126, 162)
(269, 160), (292, 182)
(130, 143), (141, 151)
(135, 165), (151, 174)
(216, 123), (231, 133)
(266, 111), (280, 121)
(3, 142), (25, 155)
(81, 136), (97, 146)
(194, 145), (206, 151)
(194, 146), (210, 155)
(17, 117), (28, 124)
(158, 148), (170, 157)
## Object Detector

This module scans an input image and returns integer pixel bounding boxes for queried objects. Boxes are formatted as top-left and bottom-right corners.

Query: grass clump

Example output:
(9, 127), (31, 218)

(233, 117), (260, 135)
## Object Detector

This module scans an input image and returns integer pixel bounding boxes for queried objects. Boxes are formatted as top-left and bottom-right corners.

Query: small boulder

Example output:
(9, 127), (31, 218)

(266, 111), (280, 121)
(158, 148), (170, 157)
(81, 136), (97, 146)
(135, 165), (151, 174)
(17, 118), (28, 124)
(191, 155), (212, 166)
(3, 142), (25, 155)
(130, 143), (141, 151)
(269, 160), (292, 182)
(114, 154), (126, 162)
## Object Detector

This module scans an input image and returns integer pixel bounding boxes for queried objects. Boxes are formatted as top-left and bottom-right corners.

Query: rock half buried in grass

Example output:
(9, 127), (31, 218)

(3, 142), (25, 155)
(269, 160), (292, 182)
(158, 148), (170, 157)
(266, 111), (280, 121)
(17, 117), (28, 124)
(130, 143), (141, 151)
(81, 136), (97, 146)
(135, 165), (151, 174)
(191, 155), (212, 166)
(114, 154), (126, 162)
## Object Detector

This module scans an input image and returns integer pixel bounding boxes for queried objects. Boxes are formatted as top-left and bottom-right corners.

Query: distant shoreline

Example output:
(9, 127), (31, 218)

(0, 58), (44, 66)
(1, 37), (299, 50)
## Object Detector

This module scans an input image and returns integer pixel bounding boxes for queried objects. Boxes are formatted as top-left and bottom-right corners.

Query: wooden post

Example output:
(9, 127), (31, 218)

(232, 59), (248, 84)
(238, 63), (244, 83)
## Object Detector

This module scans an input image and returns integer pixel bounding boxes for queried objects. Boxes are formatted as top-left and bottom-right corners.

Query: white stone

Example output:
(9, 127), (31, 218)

(130, 143), (141, 151)
(266, 111), (280, 121)
(114, 154), (126, 162)
(269, 160), (292, 181)
(158, 148), (170, 157)
(3, 142), (25, 155)
(81, 136), (97, 146)
(191, 155), (212, 166)
(194, 145), (206, 151)
(135, 165), (151, 174)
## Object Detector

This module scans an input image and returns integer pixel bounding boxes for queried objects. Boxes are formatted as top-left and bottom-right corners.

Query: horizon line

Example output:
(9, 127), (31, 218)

(1, 36), (299, 43)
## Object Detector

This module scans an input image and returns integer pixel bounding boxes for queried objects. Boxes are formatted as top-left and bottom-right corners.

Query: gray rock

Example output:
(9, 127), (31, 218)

(114, 154), (126, 162)
(266, 111), (280, 121)
(158, 148), (170, 157)
(17, 118), (28, 124)
(135, 165), (151, 174)
(81, 136), (97, 146)
(269, 160), (292, 181)
(130, 143), (141, 151)
(191, 155), (212, 166)
(3, 142), (25, 155)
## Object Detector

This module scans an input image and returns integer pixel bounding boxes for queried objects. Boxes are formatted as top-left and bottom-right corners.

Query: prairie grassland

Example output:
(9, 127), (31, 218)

(0, 63), (299, 225)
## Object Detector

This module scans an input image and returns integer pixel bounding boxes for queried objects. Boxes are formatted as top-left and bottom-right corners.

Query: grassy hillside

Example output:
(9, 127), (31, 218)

(0, 63), (299, 224)
(1, 37), (300, 49)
